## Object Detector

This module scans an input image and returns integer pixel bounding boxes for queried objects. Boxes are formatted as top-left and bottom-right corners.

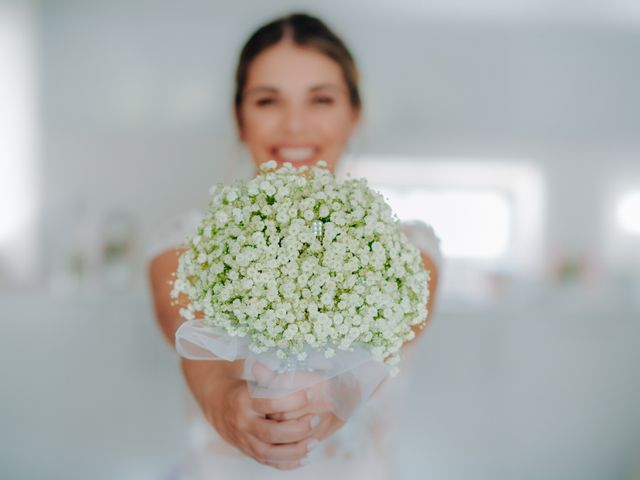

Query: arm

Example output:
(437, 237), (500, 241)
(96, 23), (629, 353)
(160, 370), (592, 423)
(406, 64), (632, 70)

(148, 248), (317, 470)
(148, 247), (188, 348)
(405, 250), (440, 348)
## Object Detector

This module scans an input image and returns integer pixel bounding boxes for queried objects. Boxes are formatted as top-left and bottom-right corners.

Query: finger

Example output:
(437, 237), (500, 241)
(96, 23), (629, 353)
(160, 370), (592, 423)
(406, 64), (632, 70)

(269, 388), (326, 421)
(254, 365), (326, 391)
(272, 407), (312, 422)
(316, 413), (343, 440)
(267, 411), (302, 422)
(251, 414), (315, 444)
(271, 412), (342, 443)
(252, 361), (277, 387)
(251, 389), (309, 415)
(249, 434), (318, 463)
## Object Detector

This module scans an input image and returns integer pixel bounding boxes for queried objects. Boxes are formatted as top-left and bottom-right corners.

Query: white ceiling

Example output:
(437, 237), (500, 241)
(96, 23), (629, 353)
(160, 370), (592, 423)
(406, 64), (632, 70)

(341, 0), (640, 26)
(27, 0), (640, 28)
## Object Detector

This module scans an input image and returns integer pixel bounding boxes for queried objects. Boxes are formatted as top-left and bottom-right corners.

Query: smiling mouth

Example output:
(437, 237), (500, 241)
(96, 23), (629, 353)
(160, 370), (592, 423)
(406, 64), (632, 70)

(271, 146), (319, 163)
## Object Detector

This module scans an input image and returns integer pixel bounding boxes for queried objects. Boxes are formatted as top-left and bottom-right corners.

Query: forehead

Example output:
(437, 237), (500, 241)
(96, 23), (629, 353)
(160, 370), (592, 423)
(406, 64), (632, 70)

(244, 41), (345, 92)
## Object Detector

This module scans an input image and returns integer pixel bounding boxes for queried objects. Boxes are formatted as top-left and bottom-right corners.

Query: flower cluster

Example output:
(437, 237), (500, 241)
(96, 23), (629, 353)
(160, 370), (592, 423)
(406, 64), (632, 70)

(171, 161), (429, 366)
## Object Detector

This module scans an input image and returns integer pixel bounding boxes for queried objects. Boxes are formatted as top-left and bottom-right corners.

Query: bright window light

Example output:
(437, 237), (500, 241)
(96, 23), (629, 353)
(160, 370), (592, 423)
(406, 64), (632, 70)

(0, 4), (36, 243)
(0, 2), (38, 285)
(617, 191), (640, 234)
(341, 155), (545, 274)
(377, 187), (511, 259)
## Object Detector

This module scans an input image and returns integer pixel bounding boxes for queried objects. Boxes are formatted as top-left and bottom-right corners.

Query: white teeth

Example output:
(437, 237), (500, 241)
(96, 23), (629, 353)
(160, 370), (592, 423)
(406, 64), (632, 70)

(276, 147), (315, 161)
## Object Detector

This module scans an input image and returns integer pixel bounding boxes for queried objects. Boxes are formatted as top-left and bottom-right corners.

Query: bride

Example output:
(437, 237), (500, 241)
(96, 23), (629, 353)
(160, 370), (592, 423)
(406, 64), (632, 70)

(148, 12), (441, 479)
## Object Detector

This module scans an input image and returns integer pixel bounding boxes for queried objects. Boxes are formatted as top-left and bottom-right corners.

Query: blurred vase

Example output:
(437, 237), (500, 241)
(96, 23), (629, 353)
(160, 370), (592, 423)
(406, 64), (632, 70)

(100, 209), (136, 292)
(51, 197), (99, 294)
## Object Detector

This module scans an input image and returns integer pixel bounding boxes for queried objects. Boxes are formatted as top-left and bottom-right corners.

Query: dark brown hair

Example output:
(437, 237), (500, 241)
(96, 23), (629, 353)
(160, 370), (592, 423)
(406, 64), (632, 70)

(233, 12), (361, 134)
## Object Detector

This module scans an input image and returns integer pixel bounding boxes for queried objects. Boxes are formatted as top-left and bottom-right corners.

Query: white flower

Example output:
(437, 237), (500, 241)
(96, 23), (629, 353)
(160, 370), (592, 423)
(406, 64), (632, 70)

(171, 161), (429, 368)
(260, 160), (277, 171)
(226, 190), (238, 202)
(214, 211), (228, 226)
(283, 324), (298, 340)
(318, 205), (330, 218)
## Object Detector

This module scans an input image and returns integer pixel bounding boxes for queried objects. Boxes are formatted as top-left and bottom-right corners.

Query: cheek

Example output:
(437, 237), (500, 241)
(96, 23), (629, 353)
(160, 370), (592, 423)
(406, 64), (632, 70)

(242, 116), (274, 149)
(323, 115), (355, 148)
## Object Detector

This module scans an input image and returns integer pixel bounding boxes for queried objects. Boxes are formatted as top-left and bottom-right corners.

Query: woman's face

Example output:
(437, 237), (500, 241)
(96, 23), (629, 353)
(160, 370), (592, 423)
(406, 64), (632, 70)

(239, 40), (360, 174)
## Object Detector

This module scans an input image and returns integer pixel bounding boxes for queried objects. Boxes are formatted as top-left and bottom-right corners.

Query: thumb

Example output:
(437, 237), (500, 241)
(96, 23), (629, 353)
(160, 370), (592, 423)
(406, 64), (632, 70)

(252, 361), (277, 387)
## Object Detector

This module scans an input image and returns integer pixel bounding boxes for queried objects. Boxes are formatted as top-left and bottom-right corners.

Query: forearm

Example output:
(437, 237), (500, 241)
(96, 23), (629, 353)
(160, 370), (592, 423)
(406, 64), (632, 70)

(181, 357), (243, 411)
(149, 249), (263, 452)
(154, 304), (184, 351)
(149, 248), (244, 378)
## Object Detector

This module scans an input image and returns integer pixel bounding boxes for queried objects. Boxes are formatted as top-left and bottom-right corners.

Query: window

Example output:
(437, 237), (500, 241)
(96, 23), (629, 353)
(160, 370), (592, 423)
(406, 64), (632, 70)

(616, 191), (640, 235)
(0, 2), (38, 286)
(340, 155), (545, 305)
(377, 187), (512, 260)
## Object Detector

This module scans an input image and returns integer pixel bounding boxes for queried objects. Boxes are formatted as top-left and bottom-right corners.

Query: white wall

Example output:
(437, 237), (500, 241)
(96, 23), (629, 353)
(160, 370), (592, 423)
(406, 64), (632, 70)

(36, 0), (640, 289)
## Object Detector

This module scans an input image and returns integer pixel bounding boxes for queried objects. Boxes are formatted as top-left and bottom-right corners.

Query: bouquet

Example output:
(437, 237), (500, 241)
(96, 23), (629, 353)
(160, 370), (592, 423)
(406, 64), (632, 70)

(171, 160), (429, 420)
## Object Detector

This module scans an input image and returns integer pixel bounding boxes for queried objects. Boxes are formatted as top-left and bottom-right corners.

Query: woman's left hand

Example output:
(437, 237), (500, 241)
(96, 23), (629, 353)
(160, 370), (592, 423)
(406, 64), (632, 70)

(267, 389), (345, 441)
(253, 363), (347, 442)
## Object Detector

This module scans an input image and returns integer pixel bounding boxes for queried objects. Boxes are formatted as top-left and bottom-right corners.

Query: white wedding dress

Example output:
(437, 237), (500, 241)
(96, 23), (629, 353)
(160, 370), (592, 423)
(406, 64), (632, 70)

(147, 210), (442, 480)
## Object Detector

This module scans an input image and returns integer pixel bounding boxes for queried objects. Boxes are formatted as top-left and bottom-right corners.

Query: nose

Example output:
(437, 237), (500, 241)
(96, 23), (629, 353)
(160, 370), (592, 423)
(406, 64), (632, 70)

(282, 103), (307, 136)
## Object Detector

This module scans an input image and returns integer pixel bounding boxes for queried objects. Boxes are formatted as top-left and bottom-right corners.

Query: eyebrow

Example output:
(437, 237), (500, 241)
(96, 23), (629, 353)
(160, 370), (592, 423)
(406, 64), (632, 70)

(245, 83), (344, 97)
(309, 83), (343, 93)
(245, 86), (278, 97)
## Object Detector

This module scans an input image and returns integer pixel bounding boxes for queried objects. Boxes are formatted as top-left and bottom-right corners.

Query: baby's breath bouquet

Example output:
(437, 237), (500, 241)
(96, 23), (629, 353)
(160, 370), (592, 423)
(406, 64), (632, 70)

(171, 160), (429, 419)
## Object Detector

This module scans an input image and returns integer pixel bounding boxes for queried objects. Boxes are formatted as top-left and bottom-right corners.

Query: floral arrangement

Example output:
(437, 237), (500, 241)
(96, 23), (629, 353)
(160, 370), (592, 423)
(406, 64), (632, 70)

(171, 160), (429, 367)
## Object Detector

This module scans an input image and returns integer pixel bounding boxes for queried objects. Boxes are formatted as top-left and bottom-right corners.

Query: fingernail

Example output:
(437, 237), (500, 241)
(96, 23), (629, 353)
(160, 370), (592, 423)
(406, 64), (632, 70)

(300, 455), (310, 466)
(307, 439), (319, 452)
(310, 415), (320, 429)
(306, 389), (314, 401)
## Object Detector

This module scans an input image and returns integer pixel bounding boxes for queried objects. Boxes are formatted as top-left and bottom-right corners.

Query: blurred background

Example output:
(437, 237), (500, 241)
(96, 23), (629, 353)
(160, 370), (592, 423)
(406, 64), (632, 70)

(1, 0), (639, 478)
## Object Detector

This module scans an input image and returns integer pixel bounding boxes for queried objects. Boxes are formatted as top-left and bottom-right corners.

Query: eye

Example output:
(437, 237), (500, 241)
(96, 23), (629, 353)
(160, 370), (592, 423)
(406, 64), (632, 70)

(312, 96), (334, 105)
(255, 98), (276, 107)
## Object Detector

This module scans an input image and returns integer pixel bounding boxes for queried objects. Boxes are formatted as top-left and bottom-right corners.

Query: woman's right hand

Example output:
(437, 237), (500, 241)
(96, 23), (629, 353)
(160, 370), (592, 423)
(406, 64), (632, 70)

(180, 358), (320, 470)
(150, 249), (319, 469)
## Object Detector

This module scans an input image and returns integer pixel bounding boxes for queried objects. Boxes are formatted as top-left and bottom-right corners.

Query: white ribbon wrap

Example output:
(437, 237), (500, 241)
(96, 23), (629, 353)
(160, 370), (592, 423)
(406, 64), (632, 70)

(176, 319), (392, 421)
